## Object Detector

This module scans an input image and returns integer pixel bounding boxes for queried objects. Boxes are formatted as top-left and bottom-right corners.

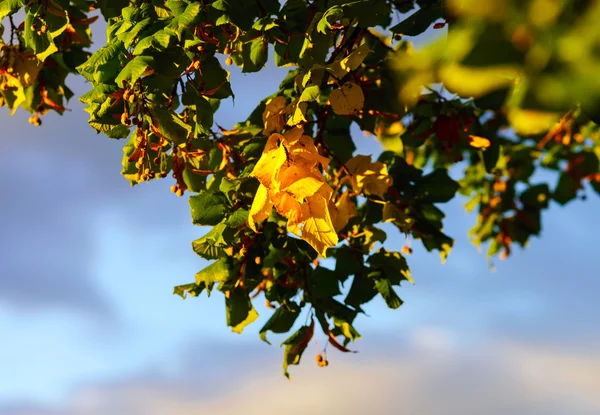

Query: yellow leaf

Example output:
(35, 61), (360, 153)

(283, 126), (304, 144)
(288, 101), (309, 125)
(327, 43), (372, 80)
(446, 0), (509, 21)
(332, 190), (357, 232)
(329, 82), (365, 115)
(14, 56), (43, 87)
(262, 96), (287, 135)
(273, 191), (303, 225)
(507, 109), (560, 136)
(251, 143), (288, 188)
(264, 132), (285, 153)
(439, 63), (521, 99)
(359, 162), (392, 198)
(297, 195), (339, 257)
(345, 155), (393, 197)
(345, 154), (373, 174)
(248, 184), (273, 232)
(468, 135), (491, 148)
(278, 164), (325, 201)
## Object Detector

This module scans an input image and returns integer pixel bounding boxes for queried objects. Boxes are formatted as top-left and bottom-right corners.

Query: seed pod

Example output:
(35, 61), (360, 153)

(28, 114), (42, 127)
(120, 113), (131, 126)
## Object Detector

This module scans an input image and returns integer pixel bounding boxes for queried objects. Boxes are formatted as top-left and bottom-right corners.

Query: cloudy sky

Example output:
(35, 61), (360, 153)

(1, 13), (600, 415)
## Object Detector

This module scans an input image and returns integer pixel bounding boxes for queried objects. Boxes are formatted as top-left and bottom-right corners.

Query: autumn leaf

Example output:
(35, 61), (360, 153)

(272, 191), (303, 225)
(248, 184), (273, 232)
(326, 42), (372, 80)
(297, 194), (339, 257)
(251, 141), (288, 188)
(278, 164), (325, 201)
(332, 190), (357, 232)
(468, 135), (491, 148)
(262, 96), (287, 135)
(345, 155), (393, 198)
(329, 81), (365, 115)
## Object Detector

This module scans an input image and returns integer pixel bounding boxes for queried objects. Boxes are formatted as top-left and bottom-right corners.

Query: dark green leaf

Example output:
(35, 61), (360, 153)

(189, 191), (229, 226)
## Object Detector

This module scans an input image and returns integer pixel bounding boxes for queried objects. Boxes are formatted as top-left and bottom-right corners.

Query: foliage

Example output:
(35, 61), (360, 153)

(3, 0), (600, 377)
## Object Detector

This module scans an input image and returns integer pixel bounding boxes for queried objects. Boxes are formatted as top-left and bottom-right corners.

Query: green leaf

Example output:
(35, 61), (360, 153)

(226, 209), (249, 228)
(317, 6), (343, 34)
(281, 321), (314, 378)
(97, 0), (130, 19)
(390, 3), (443, 36)
(332, 316), (361, 342)
(373, 278), (403, 309)
(189, 191), (229, 226)
(345, 271), (377, 310)
(288, 84), (320, 126)
(195, 257), (230, 297)
(334, 246), (362, 278)
(121, 18), (153, 49)
(192, 223), (233, 259)
(417, 169), (460, 203)
(226, 287), (259, 334)
(368, 249), (412, 285)
(243, 36), (269, 73)
(0, 0), (25, 20)
(150, 106), (192, 145)
(309, 267), (341, 299)
(115, 56), (155, 88)
(78, 41), (127, 82)
(553, 173), (579, 205)
(23, 15), (57, 62)
(259, 302), (301, 344)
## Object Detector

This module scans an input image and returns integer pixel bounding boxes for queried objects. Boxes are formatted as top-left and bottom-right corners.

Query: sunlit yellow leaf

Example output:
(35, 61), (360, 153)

(248, 184), (273, 232)
(288, 101), (309, 125)
(251, 144), (288, 188)
(273, 191), (303, 225)
(329, 82), (365, 115)
(507, 109), (560, 136)
(283, 126), (304, 144)
(468, 135), (491, 148)
(326, 43), (372, 80)
(446, 0), (509, 21)
(439, 63), (521, 98)
(359, 163), (392, 197)
(278, 164), (324, 201)
(297, 195), (339, 257)
(345, 155), (393, 197)
(345, 154), (372, 174)
(332, 190), (357, 232)
(289, 137), (330, 170)
(14, 56), (43, 87)
(264, 132), (284, 153)
(262, 96), (287, 135)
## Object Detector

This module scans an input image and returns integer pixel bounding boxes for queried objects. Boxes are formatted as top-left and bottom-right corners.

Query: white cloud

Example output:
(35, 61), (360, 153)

(3, 337), (599, 415)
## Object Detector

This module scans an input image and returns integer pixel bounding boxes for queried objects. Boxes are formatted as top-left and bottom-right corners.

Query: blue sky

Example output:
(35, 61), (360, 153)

(1, 14), (600, 415)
